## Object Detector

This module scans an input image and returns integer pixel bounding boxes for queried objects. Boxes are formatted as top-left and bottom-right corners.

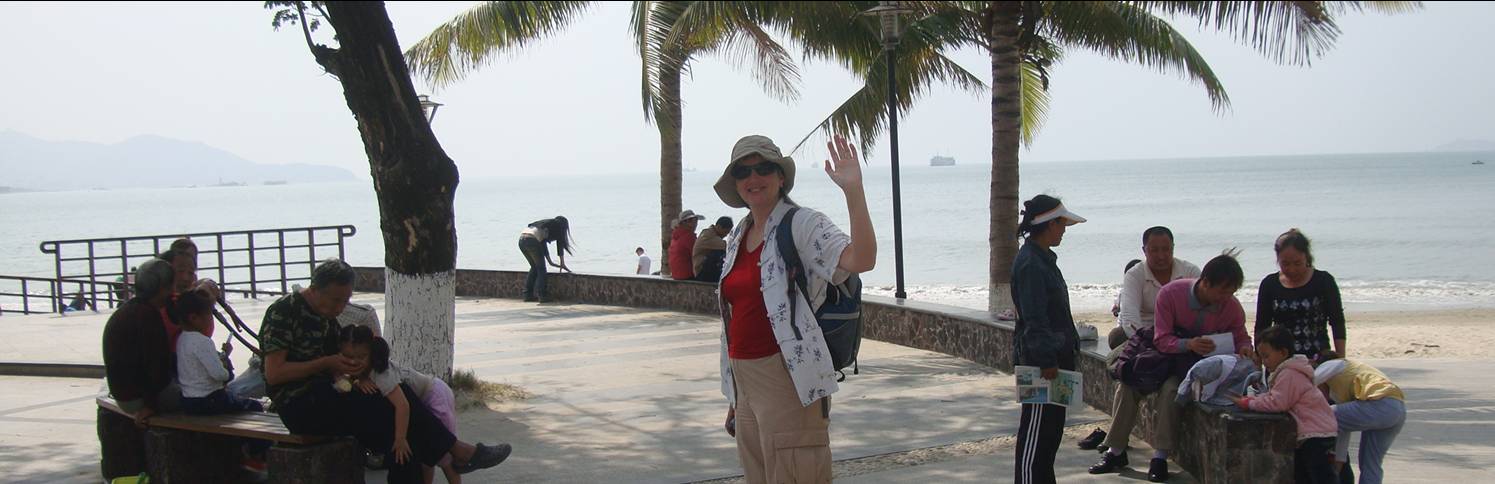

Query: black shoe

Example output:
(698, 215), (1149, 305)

(455, 443), (512, 474)
(1339, 461), (1355, 484)
(363, 450), (386, 470)
(1078, 428), (1107, 450)
(522, 296), (538, 302)
(1097, 444), (1110, 454)
(1088, 451), (1128, 474)
(1148, 457), (1170, 482)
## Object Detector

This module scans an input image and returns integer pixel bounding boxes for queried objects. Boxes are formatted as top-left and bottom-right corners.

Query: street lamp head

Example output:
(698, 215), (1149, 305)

(418, 93), (444, 124)
(861, 1), (915, 47)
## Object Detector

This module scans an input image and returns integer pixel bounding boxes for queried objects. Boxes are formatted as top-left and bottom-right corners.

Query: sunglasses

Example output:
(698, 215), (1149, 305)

(730, 162), (781, 180)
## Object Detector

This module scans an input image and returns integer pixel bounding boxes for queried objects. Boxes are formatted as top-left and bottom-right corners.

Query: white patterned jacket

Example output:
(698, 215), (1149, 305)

(719, 200), (851, 408)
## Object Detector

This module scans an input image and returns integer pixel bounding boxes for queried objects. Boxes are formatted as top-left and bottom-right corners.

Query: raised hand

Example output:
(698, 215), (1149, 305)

(824, 134), (863, 191)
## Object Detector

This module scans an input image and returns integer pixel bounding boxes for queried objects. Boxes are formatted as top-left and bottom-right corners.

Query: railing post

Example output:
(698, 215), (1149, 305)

(50, 245), (62, 314)
(21, 279), (30, 314)
(87, 241), (98, 310)
(278, 231), (288, 295)
(215, 233), (226, 291)
(305, 229), (312, 288)
(248, 233), (258, 299)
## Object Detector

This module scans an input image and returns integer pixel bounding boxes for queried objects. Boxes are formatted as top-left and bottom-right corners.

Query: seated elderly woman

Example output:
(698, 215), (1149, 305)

(98, 259), (181, 480)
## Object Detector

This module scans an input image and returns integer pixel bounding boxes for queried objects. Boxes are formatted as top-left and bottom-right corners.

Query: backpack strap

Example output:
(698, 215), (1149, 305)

(775, 207), (812, 341)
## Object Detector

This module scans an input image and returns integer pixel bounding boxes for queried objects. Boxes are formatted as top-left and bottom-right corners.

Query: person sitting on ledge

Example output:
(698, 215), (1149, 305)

(1081, 227), (1200, 453)
(260, 259), (511, 483)
(692, 216), (733, 282)
(98, 259), (181, 480)
(1089, 251), (1252, 482)
(669, 209), (705, 280)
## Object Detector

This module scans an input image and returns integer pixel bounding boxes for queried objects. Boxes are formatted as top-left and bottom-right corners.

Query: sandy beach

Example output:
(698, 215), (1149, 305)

(1076, 307), (1495, 360)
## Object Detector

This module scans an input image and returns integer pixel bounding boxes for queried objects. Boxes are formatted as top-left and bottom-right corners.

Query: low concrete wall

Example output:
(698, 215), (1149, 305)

(354, 267), (1294, 483)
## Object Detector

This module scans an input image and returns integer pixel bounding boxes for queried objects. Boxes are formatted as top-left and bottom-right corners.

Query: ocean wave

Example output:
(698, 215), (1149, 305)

(864, 280), (1495, 313)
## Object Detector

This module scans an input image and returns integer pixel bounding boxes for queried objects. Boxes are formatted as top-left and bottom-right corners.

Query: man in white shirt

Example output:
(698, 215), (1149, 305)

(1110, 226), (1202, 349)
(636, 247), (652, 275)
(1082, 226), (1202, 470)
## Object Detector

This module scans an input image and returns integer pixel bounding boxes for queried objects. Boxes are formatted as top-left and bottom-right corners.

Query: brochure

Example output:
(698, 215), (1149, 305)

(1015, 365), (1083, 407)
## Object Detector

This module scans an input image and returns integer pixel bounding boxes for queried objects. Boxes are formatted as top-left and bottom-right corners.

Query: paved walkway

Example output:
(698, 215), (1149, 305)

(2, 296), (1492, 483)
(1, 295), (1105, 483)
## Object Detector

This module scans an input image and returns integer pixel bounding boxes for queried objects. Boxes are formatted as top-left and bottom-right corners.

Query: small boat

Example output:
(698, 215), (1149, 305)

(1476, 160), (1486, 165)
(930, 155), (955, 167)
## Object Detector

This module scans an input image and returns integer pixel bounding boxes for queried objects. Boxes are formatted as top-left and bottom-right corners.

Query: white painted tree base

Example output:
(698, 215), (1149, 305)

(385, 269), (456, 379)
(989, 282), (1014, 314)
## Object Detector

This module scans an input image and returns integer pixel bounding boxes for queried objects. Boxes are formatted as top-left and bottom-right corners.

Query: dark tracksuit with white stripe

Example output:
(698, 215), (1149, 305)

(1010, 240), (1080, 484)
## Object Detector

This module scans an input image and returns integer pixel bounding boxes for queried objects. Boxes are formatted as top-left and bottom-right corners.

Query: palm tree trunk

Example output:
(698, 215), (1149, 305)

(318, 2), (459, 378)
(986, 1), (1022, 313)
(657, 63), (684, 276)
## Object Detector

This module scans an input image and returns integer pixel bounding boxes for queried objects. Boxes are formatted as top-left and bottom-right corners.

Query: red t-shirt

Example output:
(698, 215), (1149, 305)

(669, 226), (696, 280)
(724, 242), (780, 359)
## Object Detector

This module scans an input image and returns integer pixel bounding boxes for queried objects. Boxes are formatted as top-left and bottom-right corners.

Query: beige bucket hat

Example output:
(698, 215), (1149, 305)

(714, 135), (796, 208)
(672, 209), (706, 227)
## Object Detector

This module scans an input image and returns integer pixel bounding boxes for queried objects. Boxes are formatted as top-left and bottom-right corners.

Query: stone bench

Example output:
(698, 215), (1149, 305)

(350, 266), (1302, 483)
(1076, 344), (1299, 483)
(97, 395), (364, 484)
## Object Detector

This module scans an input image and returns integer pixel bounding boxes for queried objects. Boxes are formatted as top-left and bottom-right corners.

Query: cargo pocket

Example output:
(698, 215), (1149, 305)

(771, 430), (831, 484)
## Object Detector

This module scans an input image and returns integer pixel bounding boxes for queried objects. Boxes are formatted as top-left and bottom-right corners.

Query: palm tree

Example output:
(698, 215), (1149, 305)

(405, 1), (802, 276)
(268, 1), (463, 378)
(975, 1), (1419, 312)
(777, 1), (1415, 312)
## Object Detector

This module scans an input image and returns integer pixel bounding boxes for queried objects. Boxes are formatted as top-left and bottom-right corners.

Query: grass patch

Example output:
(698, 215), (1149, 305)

(448, 369), (533, 410)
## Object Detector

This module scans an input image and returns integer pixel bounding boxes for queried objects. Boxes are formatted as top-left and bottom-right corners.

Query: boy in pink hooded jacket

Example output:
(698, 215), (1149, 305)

(1233, 325), (1339, 483)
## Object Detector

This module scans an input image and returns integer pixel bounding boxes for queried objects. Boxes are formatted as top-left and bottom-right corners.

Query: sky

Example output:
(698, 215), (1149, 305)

(1, 1), (1492, 180)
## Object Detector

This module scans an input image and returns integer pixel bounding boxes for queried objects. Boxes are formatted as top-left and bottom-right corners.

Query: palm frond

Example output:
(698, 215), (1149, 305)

(404, 1), (594, 89)
(1135, 1), (1340, 66)
(1351, 1), (1424, 15)
(790, 4), (988, 154)
(794, 43), (986, 155)
(700, 18), (802, 103)
(1045, 1), (1230, 111)
(1019, 58), (1052, 146)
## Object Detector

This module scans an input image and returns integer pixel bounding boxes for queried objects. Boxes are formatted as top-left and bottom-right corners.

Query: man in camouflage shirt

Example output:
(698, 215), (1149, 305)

(261, 260), (510, 483)
(259, 280), (343, 410)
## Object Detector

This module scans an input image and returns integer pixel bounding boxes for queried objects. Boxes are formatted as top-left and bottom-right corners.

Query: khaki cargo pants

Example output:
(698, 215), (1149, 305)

(731, 354), (832, 484)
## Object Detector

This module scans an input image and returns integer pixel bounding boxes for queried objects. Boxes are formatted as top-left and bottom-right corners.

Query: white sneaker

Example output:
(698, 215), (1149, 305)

(1076, 323), (1099, 342)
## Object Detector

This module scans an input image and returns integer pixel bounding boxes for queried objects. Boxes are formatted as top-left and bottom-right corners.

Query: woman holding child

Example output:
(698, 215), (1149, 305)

(716, 134), (875, 483)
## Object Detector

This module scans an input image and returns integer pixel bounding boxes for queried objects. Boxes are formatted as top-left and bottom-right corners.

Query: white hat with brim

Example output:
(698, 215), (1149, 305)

(1313, 359), (1347, 386)
(1031, 203), (1087, 226)
(673, 209), (706, 227)
(714, 135), (795, 209)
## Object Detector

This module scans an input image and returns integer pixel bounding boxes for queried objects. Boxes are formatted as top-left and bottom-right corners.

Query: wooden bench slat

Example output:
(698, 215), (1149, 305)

(97, 394), (329, 445)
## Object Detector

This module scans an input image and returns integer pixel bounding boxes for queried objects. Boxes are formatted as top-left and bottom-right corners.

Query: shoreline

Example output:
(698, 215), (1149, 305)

(1075, 307), (1495, 360)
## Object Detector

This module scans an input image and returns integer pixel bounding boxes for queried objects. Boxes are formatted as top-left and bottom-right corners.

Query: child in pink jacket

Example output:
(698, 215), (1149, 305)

(1233, 326), (1339, 483)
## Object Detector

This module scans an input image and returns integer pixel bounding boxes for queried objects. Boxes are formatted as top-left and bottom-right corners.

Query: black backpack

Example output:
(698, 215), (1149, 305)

(775, 207), (863, 379)
(695, 249), (726, 282)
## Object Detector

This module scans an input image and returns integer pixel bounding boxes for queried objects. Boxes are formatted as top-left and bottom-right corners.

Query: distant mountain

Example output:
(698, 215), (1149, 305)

(1433, 139), (1495, 152)
(0, 131), (356, 190)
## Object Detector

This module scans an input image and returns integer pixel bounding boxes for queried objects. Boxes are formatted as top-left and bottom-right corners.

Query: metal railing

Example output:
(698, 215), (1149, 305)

(0, 275), (128, 315)
(9, 225), (359, 315)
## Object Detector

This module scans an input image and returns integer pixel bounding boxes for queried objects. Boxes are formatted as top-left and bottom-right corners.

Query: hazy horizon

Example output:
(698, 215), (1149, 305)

(2, 2), (1493, 180)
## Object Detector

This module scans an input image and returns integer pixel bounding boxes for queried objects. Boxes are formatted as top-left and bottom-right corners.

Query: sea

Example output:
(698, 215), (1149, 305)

(3, 151), (1493, 313)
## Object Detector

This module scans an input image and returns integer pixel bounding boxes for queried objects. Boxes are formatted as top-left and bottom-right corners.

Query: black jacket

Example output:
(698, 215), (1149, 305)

(1010, 241), (1079, 370)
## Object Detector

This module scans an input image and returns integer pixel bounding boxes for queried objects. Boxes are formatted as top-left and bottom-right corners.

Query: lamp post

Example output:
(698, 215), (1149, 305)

(418, 94), (444, 124)
(863, 1), (914, 300)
